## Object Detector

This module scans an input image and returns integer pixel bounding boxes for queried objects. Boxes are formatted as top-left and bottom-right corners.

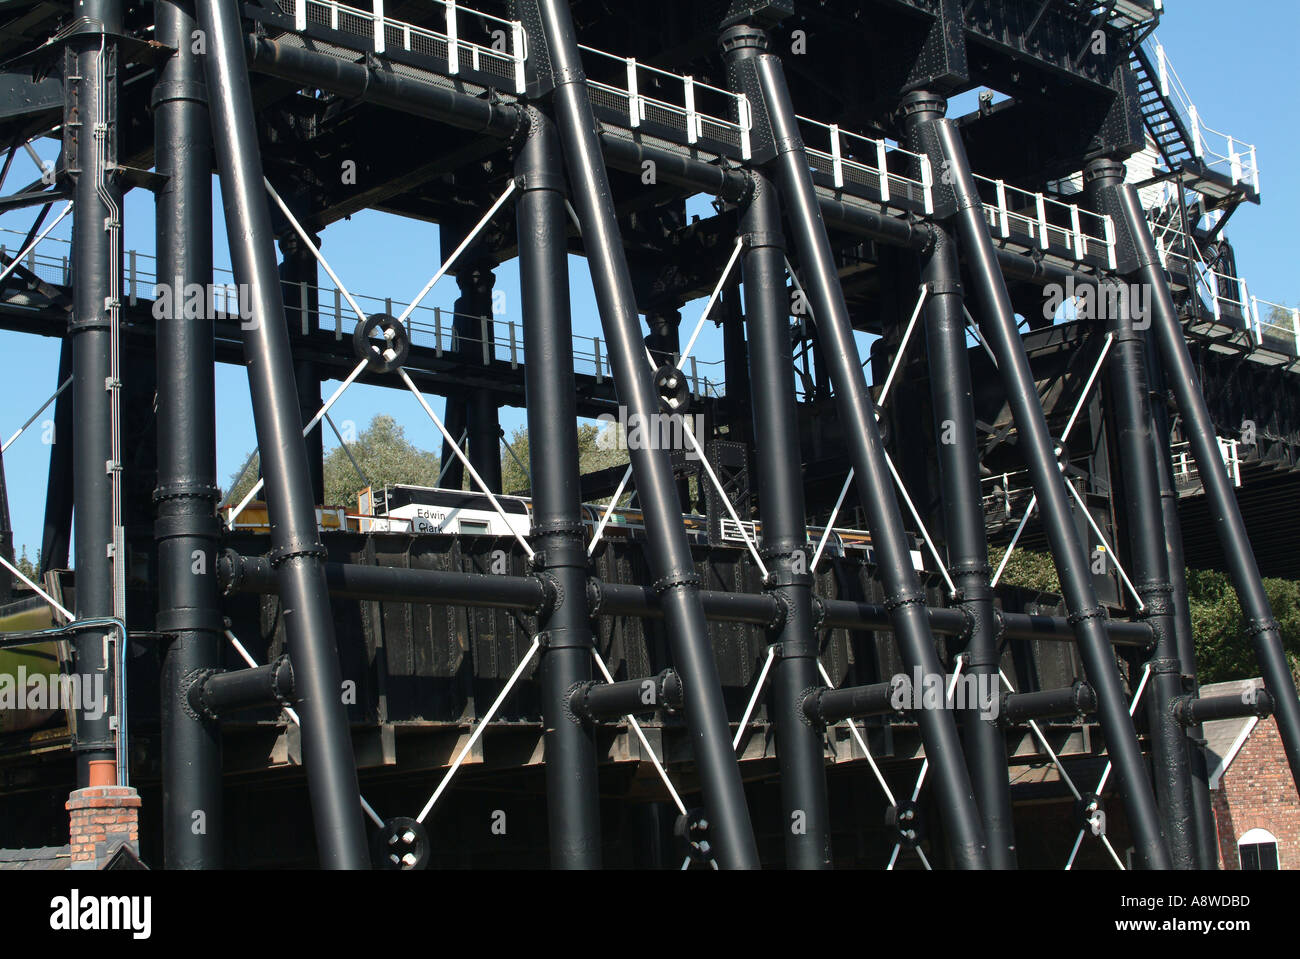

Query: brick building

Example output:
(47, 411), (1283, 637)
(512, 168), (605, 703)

(1204, 678), (1300, 869)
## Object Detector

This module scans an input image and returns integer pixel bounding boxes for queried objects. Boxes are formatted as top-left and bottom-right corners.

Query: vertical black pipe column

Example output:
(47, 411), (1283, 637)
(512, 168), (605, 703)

(40, 338), (74, 575)
(462, 264), (502, 493)
(742, 171), (831, 868)
(1148, 352), (1218, 867)
(281, 228), (324, 503)
(516, 108), (602, 868)
(1091, 158), (1300, 794)
(915, 99), (1170, 868)
(1094, 238), (1196, 867)
(912, 217), (1018, 868)
(68, 0), (122, 785)
(155, 0), (222, 869)
(532, 0), (760, 869)
(727, 27), (987, 868)
(197, 0), (368, 868)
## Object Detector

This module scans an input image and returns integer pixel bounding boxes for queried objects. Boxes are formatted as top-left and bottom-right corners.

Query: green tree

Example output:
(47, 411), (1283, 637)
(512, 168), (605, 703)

(15, 545), (38, 581)
(987, 546), (1300, 686)
(225, 414), (441, 509)
(499, 421), (629, 495)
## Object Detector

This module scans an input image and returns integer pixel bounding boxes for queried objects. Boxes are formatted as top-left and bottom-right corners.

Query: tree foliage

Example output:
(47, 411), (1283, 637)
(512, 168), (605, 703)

(990, 547), (1300, 686)
(500, 421), (629, 495)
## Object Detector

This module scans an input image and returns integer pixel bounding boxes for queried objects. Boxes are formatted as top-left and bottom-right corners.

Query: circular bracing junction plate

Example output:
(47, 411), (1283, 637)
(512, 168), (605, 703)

(371, 817), (429, 870)
(887, 800), (926, 850)
(353, 312), (411, 374)
(653, 363), (693, 414)
(674, 807), (716, 867)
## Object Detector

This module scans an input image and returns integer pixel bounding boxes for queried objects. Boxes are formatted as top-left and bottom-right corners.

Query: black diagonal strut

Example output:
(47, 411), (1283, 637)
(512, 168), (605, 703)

(908, 92), (1171, 870)
(724, 24), (989, 869)
(197, 0), (368, 868)
(528, 0), (760, 870)
(1090, 158), (1300, 800)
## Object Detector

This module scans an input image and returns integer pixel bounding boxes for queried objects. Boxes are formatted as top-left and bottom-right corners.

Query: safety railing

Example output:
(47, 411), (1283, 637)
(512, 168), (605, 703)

(0, 227), (727, 397)
(1147, 37), (1260, 192)
(275, 0), (527, 93)
(579, 45), (753, 160)
(1171, 438), (1242, 497)
(970, 173), (1116, 267)
(797, 115), (933, 214)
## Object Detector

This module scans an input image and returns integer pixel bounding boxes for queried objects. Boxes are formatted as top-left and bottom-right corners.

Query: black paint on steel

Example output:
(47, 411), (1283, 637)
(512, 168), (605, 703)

(239, 37), (1098, 295)
(1097, 161), (1300, 796)
(220, 552), (548, 611)
(905, 138), (1017, 866)
(1147, 335), (1219, 868)
(197, 0), (367, 868)
(531, 0), (760, 870)
(816, 597), (1154, 646)
(516, 107), (602, 868)
(1088, 156), (1196, 868)
(571, 669), (684, 720)
(1177, 691), (1274, 727)
(741, 169), (832, 868)
(155, 0), (223, 870)
(192, 656), (296, 718)
(68, 0), (122, 784)
(731, 26), (988, 869)
(244, 36), (525, 138)
(459, 264), (502, 493)
(804, 682), (898, 726)
(1000, 683), (1097, 724)
(918, 95), (1171, 869)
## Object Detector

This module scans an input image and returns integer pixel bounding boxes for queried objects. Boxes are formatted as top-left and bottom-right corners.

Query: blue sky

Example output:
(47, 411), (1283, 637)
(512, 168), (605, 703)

(0, 0), (1294, 560)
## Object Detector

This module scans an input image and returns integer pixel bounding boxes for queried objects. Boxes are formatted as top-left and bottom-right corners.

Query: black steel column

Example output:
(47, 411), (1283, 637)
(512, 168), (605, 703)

(915, 98), (1170, 868)
(155, 0), (223, 869)
(728, 27), (988, 868)
(1148, 352), (1219, 868)
(914, 221), (1018, 869)
(197, 0), (368, 868)
(516, 108), (602, 868)
(1092, 159), (1300, 796)
(68, 0), (122, 785)
(461, 264), (502, 493)
(1093, 239), (1196, 867)
(741, 171), (832, 869)
(531, 0), (760, 869)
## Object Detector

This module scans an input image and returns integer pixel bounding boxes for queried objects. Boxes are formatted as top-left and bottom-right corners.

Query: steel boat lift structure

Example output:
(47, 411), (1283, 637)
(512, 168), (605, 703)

(0, 0), (1295, 870)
